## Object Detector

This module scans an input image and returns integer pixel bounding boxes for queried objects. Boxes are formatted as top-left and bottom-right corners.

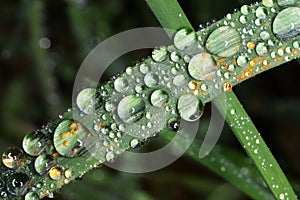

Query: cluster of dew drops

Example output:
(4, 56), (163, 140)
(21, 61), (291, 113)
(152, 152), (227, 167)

(1, 0), (300, 199)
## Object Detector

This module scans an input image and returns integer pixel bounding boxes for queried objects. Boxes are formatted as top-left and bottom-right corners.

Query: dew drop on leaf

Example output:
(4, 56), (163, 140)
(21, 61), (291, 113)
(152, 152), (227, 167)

(114, 77), (129, 93)
(25, 192), (39, 200)
(150, 90), (169, 107)
(130, 138), (139, 148)
(177, 94), (204, 122)
(167, 118), (180, 132)
(49, 166), (63, 181)
(2, 147), (24, 169)
(152, 46), (167, 62)
(188, 53), (217, 80)
(173, 74), (186, 86)
(205, 26), (241, 57)
(144, 73), (159, 88)
(76, 88), (100, 114)
(273, 7), (300, 40)
(22, 130), (52, 156)
(173, 29), (196, 50)
(34, 154), (56, 175)
(7, 173), (30, 196)
(117, 95), (145, 124)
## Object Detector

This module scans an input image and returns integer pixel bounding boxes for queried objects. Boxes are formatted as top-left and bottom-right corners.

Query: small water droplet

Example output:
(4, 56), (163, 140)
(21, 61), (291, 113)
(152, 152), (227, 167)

(117, 95), (145, 124)
(22, 130), (52, 156)
(222, 82), (232, 92)
(262, 0), (275, 7)
(188, 53), (217, 80)
(34, 154), (56, 175)
(105, 151), (115, 162)
(144, 73), (159, 88)
(7, 173), (30, 196)
(49, 166), (63, 181)
(76, 88), (101, 114)
(139, 63), (150, 74)
(130, 139), (139, 148)
(240, 5), (250, 15)
(260, 31), (270, 40)
(25, 192), (39, 200)
(170, 52), (180, 62)
(2, 147), (24, 169)
(152, 46), (167, 62)
(150, 90), (169, 107)
(114, 77), (129, 93)
(236, 55), (248, 67)
(177, 94), (204, 122)
(173, 74), (186, 86)
(256, 42), (269, 56)
(167, 118), (180, 132)
(174, 29), (196, 50)
(255, 7), (268, 19)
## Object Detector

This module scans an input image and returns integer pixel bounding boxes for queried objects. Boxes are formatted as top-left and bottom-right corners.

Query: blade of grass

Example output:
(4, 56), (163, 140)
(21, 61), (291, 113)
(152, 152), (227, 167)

(145, 0), (297, 199)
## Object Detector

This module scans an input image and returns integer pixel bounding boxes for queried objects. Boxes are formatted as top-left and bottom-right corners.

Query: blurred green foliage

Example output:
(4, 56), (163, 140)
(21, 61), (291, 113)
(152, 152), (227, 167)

(0, 0), (299, 199)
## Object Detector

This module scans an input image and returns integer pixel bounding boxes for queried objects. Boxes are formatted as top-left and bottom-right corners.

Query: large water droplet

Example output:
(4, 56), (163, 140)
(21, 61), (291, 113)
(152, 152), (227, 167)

(7, 173), (30, 196)
(150, 90), (169, 107)
(144, 73), (159, 88)
(25, 192), (39, 200)
(2, 147), (24, 169)
(114, 77), (129, 93)
(188, 52), (217, 80)
(273, 7), (300, 40)
(177, 94), (204, 122)
(117, 95), (145, 124)
(152, 46), (167, 62)
(277, 0), (297, 6)
(22, 130), (52, 156)
(34, 154), (56, 175)
(174, 29), (196, 50)
(53, 120), (87, 157)
(49, 166), (63, 181)
(205, 26), (241, 57)
(76, 88), (100, 114)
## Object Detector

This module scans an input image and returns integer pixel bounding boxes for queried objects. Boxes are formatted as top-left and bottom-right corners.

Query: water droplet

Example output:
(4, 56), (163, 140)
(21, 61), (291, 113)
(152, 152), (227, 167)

(22, 130), (52, 156)
(76, 88), (100, 114)
(205, 26), (241, 57)
(262, 0), (275, 7)
(222, 82), (232, 92)
(239, 15), (247, 24)
(173, 74), (186, 86)
(130, 139), (139, 148)
(7, 173), (30, 196)
(105, 151), (115, 162)
(34, 154), (56, 175)
(236, 55), (248, 67)
(53, 120), (87, 157)
(117, 95), (145, 124)
(152, 46), (167, 62)
(174, 29), (196, 50)
(260, 31), (270, 40)
(64, 169), (73, 179)
(105, 102), (114, 112)
(240, 5), (250, 15)
(188, 53), (217, 80)
(170, 52), (180, 62)
(177, 94), (204, 122)
(114, 77), (129, 93)
(230, 108), (236, 115)
(277, 0), (297, 6)
(255, 7), (268, 19)
(139, 63), (150, 74)
(150, 90), (169, 107)
(25, 192), (39, 200)
(256, 42), (269, 56)
(273, 7), (300, 40)
(144, 73), (159, 88)
(49, 166), (63, 181)
(2, 147), (24, 169)
(167, 118), (180, 132)
(279, 193), (285, 199)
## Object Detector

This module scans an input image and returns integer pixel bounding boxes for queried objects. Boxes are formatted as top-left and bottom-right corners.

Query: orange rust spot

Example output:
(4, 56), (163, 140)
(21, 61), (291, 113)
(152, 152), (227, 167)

(73, 148), (79, 153)
(87, 132), (93, 137)
(192, 90), (200, 95)
(231, 61), (237, 65)
(292, 49), (298, 55)
(61, 131), (70, 139)
(217, 58), (226, 66)
(261, 66), (267, 70)
(247, 42), (256, 49)
(100, 123), (105, 128)
(63, 141), (70, 146)
(274, 56), (283, 62)
(205, 73), (214, 80)
(222, 82), (232, 92)
(188, 80), (200, 90)
(249, 60), (256, 67)
(52, 152), (59, 158)
(221, 65), (228, 70)
(201, 90), (207, 95)
(71, 129), (77, 135)
(69, 123), (77, 130)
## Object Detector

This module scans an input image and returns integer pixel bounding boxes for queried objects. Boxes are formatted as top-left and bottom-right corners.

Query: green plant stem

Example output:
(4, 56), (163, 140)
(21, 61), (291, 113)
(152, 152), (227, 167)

(146, 0), (297, 199)
(214, 91), (297, 200)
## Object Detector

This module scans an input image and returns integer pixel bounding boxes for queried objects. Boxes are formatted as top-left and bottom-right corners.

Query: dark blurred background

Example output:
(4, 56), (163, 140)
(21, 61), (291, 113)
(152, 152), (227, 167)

(0, 0), (299, 199)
